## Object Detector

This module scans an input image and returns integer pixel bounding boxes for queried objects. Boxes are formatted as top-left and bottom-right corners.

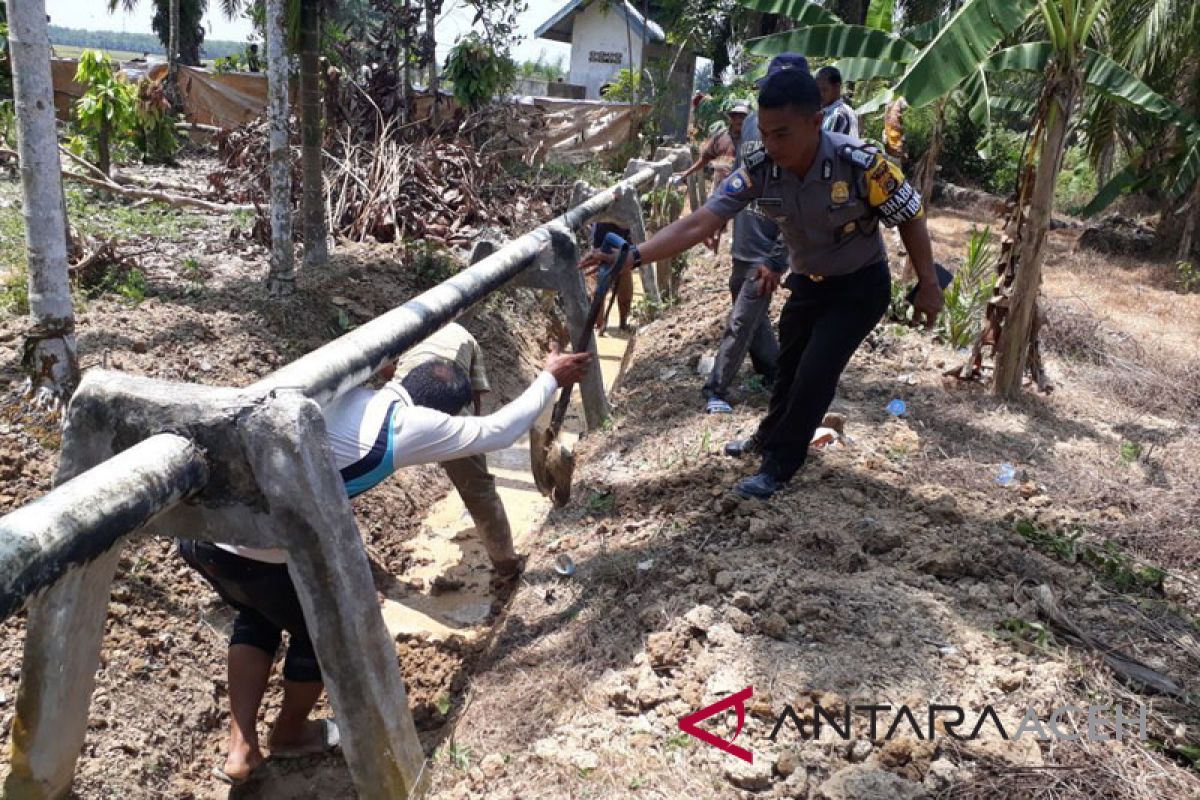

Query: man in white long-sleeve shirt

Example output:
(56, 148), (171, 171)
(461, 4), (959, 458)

(181, 342), (590, 785)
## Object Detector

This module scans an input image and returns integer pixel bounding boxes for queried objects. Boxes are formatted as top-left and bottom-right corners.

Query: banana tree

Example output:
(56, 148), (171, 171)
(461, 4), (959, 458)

(947, 11), (1195, 396)
(753, 0), (1191, 397)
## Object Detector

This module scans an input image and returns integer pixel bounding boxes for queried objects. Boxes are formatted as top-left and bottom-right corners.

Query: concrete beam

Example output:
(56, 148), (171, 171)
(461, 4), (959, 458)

(0, 434), (207, 621)
(251, 162), (670, 409)
(4, 372), (428, 799)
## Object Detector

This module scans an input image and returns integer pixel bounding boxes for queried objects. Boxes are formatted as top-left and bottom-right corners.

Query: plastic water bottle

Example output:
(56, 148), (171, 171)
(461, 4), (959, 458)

(997, 463), (1017, 486)
(886, 399), (907, 417)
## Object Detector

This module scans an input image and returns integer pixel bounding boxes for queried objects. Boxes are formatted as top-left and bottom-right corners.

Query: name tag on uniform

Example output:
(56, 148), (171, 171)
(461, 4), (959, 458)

(756, 198), (783, 207)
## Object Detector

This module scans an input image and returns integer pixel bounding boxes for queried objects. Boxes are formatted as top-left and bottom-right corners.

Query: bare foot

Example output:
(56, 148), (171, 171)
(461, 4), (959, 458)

(268, 718), (337, 756)
(222, 746), (264, 783)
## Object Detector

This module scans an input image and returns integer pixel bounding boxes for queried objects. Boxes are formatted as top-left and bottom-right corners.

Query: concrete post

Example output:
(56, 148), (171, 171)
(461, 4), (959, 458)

(534, 223), (610, 431)
(572, 180), (661, 307)
(4, 434), (207, 800)
(4, 371), (428, 799)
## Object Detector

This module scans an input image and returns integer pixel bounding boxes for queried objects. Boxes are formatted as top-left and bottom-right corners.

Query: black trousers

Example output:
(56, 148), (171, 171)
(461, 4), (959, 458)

(179, 540), (322, 682)
(756, 261), (890, 481)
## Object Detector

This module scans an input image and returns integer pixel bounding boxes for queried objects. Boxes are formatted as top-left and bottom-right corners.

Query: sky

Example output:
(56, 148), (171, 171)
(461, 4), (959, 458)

(45, 0), (572, 65)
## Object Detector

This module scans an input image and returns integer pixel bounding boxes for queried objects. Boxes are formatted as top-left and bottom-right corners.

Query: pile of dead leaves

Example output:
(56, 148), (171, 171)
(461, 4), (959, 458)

(208, 116), (567, 248)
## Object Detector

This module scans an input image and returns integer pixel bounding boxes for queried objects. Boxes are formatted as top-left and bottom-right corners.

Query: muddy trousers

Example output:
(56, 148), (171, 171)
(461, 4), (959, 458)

(441, 453), (516, 567)
(756, 261), (890, 482)
(703, 259), (780, 399)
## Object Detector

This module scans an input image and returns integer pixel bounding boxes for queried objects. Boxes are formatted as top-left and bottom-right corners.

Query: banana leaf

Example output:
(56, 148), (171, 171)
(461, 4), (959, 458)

(735, 0), (839, 27)
(1078, 158), (1152, 217)
(865, 0), (895, 32)
(834, 56), (904, 81)
(749, 24), (916, 62)
(891, 0), (1039, 108)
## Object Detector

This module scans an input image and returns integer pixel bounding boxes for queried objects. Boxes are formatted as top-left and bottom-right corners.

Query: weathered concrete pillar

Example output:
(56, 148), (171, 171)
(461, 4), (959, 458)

(4, 436), (207, 800)
(527, 224), (610, 431)
(572, 179), (661, 307)
(234, 390), (429, 799)
(4, 371), (428, 800)
(636, 147), (693, 301)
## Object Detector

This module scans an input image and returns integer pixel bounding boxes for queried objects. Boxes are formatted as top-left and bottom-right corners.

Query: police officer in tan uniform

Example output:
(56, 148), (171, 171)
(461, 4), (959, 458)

(582, 57), (944, 499)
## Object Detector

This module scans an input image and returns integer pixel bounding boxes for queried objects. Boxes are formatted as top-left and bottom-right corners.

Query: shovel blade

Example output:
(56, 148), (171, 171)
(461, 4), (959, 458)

(545, 441), (576, 507)
(530, 424), (553, 495)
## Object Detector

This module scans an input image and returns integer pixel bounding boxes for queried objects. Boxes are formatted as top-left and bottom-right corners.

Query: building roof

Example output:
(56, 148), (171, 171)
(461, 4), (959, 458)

(535, 0), (667, 45)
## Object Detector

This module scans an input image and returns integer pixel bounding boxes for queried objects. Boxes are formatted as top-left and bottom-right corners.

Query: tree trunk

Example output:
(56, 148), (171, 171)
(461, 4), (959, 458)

(266, 0), (294, 295)
(425, 0), (439, 124)
(97, 119), (111, 178)
(299, 0), (327, 270)
(1178, 177), (1200, 263)
(399, 0), (411, 124)
(6, 0), (79, 402)
(166, 0), (181, 109)
(992, 73), (1078, 397)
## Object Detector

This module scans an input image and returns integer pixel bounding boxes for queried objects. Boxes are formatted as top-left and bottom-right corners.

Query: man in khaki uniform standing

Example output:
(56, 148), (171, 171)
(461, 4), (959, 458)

(582, 58), (944, 500)
(393, 322), (518, 576)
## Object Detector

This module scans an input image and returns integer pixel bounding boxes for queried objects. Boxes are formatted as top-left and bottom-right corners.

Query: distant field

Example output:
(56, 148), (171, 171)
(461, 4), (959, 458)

(51, 44), (221, 67)
(52, 44), (150, 63)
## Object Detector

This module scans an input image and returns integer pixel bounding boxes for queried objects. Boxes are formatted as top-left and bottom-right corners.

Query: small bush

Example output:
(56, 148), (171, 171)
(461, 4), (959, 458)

(937, 226), (998, 348)
(407, 240), (460, 290)
(444, 34), (516, 110)
(1176, 260), (1199, 293)
(0, 264), (28, 317)
(1054, 145), (1097, 215)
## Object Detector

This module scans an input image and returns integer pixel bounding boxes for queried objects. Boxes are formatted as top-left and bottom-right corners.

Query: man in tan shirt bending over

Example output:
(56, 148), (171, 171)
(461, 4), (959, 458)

(391, 322), (519, 577)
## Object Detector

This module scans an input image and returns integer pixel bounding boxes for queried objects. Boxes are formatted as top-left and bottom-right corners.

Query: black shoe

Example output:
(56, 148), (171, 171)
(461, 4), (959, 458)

(724, 437), (759, 458)
(734, 472), (784, 499)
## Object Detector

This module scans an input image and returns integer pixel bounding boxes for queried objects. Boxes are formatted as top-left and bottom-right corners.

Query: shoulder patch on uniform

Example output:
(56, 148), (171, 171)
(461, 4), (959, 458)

(838, 143), (880, 171)
(741, 141), (766, 168)
(724, 168), (752, 196)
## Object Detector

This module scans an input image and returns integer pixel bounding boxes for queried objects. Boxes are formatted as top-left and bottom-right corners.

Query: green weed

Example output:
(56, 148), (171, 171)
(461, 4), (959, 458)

(1000, 616), (1051, 647)
(1015, 518), (1166, 592)
(586, 489), (615, 515)
(1176, 260), (1200, 294)
(937, 226), (998, 348)
(1120, 440), (1143, 464)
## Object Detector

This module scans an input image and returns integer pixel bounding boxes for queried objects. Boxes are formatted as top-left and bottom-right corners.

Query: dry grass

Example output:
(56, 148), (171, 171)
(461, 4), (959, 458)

(1041, 299), (1200, 419)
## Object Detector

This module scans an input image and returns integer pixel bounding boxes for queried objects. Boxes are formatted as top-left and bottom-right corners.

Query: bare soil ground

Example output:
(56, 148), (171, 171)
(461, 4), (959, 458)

(1, 165), (1199, 800)
(425, 203), (1200, 800)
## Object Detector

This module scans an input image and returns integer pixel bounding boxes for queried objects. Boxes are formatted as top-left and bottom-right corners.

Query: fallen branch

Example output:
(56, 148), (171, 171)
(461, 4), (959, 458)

(64, 168), (254, 213)
(176, 121), (224, 135)
(0, 147), (256, 213)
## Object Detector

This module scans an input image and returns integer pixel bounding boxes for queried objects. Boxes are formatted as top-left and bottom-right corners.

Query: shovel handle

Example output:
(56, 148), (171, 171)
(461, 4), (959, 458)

(546, 234), (629, 437)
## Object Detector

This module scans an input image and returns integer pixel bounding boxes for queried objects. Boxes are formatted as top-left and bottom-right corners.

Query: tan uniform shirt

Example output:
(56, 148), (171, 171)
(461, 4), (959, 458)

(393, 322), (490, 394)
(704, 131), (924, 278)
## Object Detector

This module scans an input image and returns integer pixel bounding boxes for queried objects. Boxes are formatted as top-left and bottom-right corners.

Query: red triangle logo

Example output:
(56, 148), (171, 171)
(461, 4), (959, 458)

(678, 685), (754, 763)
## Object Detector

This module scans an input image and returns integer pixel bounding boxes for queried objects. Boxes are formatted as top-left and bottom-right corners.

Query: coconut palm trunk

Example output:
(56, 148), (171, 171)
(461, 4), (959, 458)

(299, 0), (327, 269)
(399, 0), (412, 124)
(1179, 177), (1200, 263)
(265, 0), (295, 295)
(166, 0), (181, 108)
(5, 0), (79, 401)
(425, 0), (439, 123)
(991, 71), (1080, 396)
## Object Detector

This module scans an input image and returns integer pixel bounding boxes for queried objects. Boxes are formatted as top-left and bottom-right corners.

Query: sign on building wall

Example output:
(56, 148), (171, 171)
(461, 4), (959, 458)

(588, 51), (624, 64)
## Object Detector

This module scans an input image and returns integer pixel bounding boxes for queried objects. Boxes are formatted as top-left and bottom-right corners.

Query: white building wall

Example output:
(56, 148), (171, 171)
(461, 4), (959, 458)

(568, 3), (644, 99)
